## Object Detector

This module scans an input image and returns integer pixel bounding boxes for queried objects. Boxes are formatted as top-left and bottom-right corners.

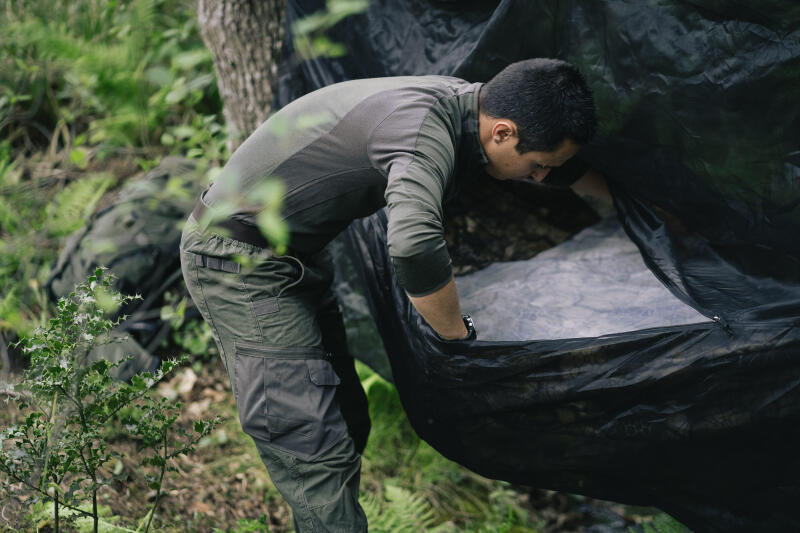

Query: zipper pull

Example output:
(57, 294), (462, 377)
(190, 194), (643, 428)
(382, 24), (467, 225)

(712, 314), (733, 336)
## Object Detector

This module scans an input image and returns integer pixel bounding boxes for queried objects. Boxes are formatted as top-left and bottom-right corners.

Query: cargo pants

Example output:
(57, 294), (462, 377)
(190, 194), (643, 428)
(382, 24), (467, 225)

(179, 214), (370, 532)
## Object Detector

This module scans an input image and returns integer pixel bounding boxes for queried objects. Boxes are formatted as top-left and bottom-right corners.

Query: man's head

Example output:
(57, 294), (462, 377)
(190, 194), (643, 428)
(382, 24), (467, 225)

(478, 58), (597, 182)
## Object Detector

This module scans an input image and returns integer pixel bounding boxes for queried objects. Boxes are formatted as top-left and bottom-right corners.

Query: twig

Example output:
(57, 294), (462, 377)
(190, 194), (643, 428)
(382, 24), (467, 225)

(0, 468), (94, 519)
(143, 429), (169, 533)
(0, 385), (30, 401)
(40, 391), (59, 493)
(0, 332), (10, 383)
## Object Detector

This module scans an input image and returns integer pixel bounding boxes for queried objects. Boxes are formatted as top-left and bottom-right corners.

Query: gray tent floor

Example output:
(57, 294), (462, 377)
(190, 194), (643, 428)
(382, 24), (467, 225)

(456, 218), (708, 342)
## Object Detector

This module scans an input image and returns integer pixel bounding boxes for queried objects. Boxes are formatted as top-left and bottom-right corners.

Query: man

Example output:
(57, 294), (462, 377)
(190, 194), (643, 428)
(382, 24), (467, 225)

(179, 58), (608, 531)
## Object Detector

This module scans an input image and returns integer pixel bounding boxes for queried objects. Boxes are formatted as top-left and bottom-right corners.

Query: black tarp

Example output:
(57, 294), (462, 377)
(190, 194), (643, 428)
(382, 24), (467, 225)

(277, 2), (800, 531)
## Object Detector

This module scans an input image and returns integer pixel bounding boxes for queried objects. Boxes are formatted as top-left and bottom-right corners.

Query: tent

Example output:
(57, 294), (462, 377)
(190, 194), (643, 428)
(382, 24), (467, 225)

(277, 1), (800, 531)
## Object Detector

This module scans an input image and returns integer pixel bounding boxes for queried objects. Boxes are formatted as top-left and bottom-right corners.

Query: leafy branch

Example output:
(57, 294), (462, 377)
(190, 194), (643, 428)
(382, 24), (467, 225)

(0, 268), (216, 532)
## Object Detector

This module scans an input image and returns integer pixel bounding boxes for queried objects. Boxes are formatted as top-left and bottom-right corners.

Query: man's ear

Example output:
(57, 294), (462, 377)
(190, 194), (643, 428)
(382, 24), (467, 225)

(490, 120), (517, 144)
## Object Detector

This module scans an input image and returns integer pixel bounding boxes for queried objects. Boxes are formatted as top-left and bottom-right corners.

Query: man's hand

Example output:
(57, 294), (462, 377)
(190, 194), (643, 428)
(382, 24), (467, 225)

(407, 276), (469, 340)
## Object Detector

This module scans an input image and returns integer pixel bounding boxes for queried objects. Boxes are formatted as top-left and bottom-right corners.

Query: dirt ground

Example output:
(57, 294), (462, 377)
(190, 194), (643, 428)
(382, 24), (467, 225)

(443, 175), (599, 275)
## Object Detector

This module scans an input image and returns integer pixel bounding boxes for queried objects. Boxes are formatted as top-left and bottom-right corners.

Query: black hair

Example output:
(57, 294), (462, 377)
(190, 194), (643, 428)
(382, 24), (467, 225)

(481, 58), (597, 153)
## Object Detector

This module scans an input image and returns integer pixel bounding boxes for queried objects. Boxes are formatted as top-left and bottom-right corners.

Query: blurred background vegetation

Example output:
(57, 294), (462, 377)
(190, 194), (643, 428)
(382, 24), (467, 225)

(1, 0), (227, 337)
(0, 0), (686, 531)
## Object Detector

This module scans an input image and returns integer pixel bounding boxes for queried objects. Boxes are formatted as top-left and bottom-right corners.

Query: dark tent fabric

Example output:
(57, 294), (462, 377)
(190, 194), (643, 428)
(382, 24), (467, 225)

(276, 1), (800, 531)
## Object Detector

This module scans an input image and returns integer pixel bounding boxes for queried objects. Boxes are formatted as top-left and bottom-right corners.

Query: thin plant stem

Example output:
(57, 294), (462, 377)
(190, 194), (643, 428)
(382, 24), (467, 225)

(143, 429), (168, 533)
(40, 391), (58, 492)
(0, 468), (93, 519)
(54, 492), (59, 533)
(77, 445), (99, 533)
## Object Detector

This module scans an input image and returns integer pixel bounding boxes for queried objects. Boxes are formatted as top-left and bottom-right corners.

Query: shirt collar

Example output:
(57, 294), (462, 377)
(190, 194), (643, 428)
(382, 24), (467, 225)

(461, 82), (489, 166)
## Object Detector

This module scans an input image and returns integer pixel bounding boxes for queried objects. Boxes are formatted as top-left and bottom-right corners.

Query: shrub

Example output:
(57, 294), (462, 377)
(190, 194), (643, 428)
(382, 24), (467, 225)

(0, 268), (216, 532)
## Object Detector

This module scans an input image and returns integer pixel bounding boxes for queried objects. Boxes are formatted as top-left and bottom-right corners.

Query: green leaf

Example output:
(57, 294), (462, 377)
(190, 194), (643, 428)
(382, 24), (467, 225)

(91, 359), (110, 374)
(144, 65), (172, 87)
(172, 125), (196, 139)
(172, 49), (212, 71)
(130, 375), (147, 392)
(165, 85), (188, 105)
(69, 147), (89, 169)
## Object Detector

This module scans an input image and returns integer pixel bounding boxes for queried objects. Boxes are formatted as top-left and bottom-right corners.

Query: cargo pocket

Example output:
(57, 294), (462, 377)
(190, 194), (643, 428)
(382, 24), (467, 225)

(234, 340), (347, 460)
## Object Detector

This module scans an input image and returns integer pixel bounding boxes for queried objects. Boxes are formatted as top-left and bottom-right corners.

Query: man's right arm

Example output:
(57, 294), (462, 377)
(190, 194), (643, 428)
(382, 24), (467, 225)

(380, 134), (468, 338)
(407, 276), (469, 340)
(570, 168), (615, 219)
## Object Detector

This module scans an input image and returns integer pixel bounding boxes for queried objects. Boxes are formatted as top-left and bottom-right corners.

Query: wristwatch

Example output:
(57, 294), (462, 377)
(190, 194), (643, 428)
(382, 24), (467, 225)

(462, 314), (477, 341)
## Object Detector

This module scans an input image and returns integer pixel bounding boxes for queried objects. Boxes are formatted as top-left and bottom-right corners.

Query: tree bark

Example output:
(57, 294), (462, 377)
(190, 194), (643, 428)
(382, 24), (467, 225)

(197, 0), (286, 149)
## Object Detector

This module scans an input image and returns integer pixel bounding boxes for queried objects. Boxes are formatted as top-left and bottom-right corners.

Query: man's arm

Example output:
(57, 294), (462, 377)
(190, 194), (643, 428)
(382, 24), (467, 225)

(407, 276), (468, 340)
(570, 168), (615, 219)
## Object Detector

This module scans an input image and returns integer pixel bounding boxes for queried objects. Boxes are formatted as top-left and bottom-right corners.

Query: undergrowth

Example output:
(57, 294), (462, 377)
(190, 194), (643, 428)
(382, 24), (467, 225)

(0, 0), (226, 335)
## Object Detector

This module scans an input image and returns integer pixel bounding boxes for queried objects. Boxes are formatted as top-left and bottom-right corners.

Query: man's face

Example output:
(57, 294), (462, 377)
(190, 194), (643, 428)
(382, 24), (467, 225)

(484, 133), (579, 183)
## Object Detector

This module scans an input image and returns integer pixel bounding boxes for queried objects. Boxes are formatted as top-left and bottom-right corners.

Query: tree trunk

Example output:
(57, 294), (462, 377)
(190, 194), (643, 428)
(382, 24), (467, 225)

(197, 0), (286, 149)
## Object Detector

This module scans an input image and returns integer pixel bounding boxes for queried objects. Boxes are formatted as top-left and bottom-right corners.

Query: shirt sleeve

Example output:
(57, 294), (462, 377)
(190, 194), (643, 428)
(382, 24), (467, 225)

(373, 112), (457, 297)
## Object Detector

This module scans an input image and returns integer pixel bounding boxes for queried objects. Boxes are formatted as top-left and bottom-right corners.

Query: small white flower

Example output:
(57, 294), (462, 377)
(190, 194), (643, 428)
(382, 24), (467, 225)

(23, 344), (45, 354)
(81, 294), (96, 304)
(83, 333), (94, 342)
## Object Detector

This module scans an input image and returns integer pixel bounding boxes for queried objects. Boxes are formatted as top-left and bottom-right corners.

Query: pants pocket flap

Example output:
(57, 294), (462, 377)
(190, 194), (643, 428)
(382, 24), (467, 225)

(307, 359), (341, 386)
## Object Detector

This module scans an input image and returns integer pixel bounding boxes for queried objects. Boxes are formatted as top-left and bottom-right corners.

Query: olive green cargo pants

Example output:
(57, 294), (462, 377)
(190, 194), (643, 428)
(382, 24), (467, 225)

(179, 214), (369, 532)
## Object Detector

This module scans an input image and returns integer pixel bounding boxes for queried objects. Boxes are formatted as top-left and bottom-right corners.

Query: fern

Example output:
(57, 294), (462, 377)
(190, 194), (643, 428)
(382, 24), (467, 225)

(44, 173), (115, 237)
(363, 483), (441, 532)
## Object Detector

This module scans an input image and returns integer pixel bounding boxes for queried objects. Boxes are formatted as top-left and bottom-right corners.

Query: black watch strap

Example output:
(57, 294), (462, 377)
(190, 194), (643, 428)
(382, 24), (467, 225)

(462, 314), (477, 341)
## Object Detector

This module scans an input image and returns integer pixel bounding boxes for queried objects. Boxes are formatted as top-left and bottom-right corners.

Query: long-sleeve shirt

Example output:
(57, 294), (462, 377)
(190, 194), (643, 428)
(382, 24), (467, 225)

(202, 75), (581, 296)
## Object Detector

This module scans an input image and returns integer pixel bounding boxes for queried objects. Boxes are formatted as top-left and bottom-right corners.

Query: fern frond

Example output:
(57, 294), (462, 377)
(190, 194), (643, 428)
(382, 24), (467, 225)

(45, 173), (114, 237)
(384, 484), (437, 532)
(362, 483), (441, 532)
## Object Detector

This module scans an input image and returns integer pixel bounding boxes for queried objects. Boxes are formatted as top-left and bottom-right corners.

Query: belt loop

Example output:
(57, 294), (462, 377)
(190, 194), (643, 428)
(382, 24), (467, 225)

(194, 254), (241, 273)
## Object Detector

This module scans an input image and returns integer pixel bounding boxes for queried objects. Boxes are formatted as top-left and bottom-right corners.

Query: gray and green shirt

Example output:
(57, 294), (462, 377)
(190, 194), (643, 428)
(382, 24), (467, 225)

(204, 75), (488, 296)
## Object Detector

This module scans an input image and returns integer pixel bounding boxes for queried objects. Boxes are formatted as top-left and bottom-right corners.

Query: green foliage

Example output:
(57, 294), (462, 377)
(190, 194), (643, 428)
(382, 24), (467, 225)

(160, 294), (216, 358)
(0, 0), (227, 337)
(0, 269), (217, 532)
(358, 363), (535, 532)
(1, 0), (221, 152)
(362, 483), (439, 532)
(634, 513), (693, 533)
(292, 0), (369, 60)
(26, 500), (132, 533)
(45, 173), (116, 238)
(0, 143), (58, 334)
(225, 513), (271, 533)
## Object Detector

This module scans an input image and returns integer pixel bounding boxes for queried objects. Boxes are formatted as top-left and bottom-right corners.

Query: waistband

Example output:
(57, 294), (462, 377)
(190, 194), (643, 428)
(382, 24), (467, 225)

(192, 198), (272, 249)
